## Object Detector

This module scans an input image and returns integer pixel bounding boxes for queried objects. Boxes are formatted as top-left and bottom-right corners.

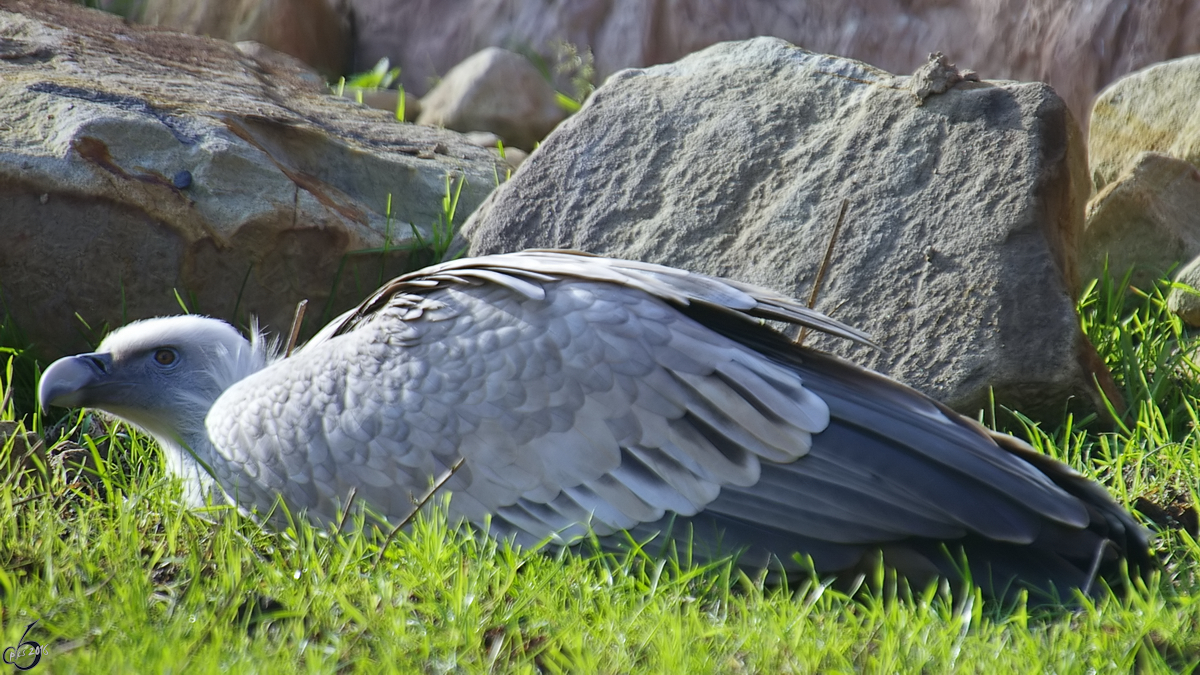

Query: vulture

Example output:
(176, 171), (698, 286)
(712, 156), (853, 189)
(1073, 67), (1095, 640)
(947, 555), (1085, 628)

(39, 250), (1150, 599)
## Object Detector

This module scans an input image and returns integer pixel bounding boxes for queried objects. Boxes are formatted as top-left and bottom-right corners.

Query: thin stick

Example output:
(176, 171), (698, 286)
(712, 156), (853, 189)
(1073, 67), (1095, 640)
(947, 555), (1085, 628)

(796, 198), (849, 346)
(284, 299), (308, 357)
(373, 457), (466, 567)
(335, 486), (358, 533)
(0, 381), (13, 417)
(10, 491), (48, 508)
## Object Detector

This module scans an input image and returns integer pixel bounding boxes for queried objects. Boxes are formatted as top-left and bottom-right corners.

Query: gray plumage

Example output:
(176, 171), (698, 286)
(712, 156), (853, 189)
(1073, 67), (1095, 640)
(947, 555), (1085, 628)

(39, 250), (1150, 598)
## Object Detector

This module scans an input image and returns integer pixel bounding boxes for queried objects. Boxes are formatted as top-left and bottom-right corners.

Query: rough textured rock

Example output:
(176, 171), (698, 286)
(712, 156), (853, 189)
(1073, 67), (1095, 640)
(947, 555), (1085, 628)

(347, 0), (1200, 128)
(1089, 54), (1200, 193)
(463, 38), (1112, 424)
(1081, 152), (1200, 287)
(0, 1), (504, 360)
(417, 47), (566, 151)
(136, 0), (350, 76)
(1168, 255), (1200, 327)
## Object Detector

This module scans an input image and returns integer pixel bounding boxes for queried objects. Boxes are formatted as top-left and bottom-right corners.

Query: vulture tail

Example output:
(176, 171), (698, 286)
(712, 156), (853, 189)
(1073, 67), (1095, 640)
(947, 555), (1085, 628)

(661, 303), (1154, 601)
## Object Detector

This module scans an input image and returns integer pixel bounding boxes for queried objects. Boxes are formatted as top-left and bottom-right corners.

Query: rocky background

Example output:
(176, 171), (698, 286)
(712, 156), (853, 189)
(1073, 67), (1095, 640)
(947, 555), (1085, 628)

(4, 0), (1200, 427)
(123, 0), (1200, 130)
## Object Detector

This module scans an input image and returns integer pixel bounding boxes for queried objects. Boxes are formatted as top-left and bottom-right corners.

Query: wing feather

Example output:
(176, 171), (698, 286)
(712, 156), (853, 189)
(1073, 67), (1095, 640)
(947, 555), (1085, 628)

(623, 444), (721, 509)
(671, 369), (811, 460)
(607, 447), (705, 514)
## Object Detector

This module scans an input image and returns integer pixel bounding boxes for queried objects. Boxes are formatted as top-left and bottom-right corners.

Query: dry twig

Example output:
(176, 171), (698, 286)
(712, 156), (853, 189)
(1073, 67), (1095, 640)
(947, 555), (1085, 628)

(373, 457), (466, 567)
(796, 198), (849, 346)
(335, 486), (358, 533)
(284, 299), (308, 358)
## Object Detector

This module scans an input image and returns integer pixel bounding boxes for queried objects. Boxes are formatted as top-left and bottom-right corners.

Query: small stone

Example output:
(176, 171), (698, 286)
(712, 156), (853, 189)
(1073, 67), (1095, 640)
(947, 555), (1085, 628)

(464, 131), (502, 148)
(908, 52), (979, 105)
(1081, 152), (1200, 288)
(1168, 255), (1200, 326)
(38, 193), (48, 204)
(417, 47), (565, 151)
(172, 170), (192, 189)
(498, 147), (528, 170)
(1090, 54), (1200, 193)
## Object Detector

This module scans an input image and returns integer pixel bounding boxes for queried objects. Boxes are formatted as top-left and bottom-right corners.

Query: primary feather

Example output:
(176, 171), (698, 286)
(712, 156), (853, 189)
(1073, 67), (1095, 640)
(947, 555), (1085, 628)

(39, 250), (1151, 599)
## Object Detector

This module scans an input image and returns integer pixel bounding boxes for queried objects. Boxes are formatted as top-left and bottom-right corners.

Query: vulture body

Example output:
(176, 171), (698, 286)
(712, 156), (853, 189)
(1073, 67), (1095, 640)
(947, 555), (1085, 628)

(39, 250), (1150, 599)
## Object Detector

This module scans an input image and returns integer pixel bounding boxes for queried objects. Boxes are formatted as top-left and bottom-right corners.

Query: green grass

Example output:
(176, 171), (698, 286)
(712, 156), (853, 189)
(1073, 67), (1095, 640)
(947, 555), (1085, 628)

(2, 275), (1200, 672)
(0, 310), (39, 423)
(332, 58), (408, 122)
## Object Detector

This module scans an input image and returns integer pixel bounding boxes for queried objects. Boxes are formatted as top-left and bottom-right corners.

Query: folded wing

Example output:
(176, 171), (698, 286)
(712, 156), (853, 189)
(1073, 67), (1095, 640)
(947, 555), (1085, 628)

(205, 250), (1148, 596)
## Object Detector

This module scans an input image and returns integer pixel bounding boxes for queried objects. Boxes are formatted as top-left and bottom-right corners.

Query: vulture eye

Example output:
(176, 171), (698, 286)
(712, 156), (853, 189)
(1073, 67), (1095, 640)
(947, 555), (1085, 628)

(153, 348), (178, 366)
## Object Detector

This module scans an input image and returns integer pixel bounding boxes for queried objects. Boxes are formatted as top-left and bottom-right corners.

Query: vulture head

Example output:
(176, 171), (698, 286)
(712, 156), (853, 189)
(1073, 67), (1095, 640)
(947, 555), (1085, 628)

(40, 315), (267, 491)
(37, 251), (1152, 600)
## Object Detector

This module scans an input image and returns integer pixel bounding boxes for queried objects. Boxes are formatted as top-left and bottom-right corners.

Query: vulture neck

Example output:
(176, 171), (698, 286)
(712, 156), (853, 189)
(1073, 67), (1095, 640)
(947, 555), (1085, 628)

(161, 433), (225, 507)
(161, 334), (270, 506)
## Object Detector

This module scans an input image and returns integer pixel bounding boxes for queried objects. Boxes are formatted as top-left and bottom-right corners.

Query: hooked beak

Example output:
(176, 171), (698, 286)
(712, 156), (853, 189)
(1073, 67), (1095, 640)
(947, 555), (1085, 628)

(38, 353), (114, 410)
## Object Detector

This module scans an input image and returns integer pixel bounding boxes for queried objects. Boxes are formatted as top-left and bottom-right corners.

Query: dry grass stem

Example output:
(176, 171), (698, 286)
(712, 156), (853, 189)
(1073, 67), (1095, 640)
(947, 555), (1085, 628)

(796, 198), (849, 346)
(285, 299), (309, 358)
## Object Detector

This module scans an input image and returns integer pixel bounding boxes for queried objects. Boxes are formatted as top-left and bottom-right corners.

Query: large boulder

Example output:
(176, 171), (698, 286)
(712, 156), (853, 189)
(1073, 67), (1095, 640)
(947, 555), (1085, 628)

(347, 0), (1200, 127)
(0, 1), (504, 360)
(463, 39), (1114, 424)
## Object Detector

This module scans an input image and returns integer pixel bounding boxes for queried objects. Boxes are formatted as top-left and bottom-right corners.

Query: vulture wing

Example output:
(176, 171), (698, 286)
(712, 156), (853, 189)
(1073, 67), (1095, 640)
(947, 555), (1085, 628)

(206, 250), (1148, 596)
